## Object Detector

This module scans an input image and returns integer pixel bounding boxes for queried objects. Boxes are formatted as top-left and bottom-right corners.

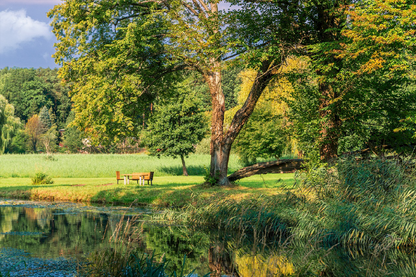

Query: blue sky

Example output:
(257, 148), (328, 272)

(0, 0), (61, 69)
(0, 0), (232, 69)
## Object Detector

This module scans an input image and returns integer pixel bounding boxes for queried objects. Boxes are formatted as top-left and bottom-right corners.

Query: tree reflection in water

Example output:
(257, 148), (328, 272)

(0, 206), (416, 276)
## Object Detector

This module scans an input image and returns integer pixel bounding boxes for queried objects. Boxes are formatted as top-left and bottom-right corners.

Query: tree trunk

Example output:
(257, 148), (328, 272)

(204, 59), (280, 186)
(228, 159), (304, 182)
(318, 83), (341, 161)
(180, 154), (188, 176)
(203, 60), (228, 185)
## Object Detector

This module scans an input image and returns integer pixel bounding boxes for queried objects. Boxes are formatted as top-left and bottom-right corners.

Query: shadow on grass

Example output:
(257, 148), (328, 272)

(157, 165), (207, 176)
(158, 165), (239, 176)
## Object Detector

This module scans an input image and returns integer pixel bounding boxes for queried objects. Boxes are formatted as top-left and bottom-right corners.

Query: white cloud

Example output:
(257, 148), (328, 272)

(0, 10), (52, 54)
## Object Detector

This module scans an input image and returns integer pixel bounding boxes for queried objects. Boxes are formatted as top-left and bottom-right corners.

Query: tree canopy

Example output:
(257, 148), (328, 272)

(48, 0), (416, 183)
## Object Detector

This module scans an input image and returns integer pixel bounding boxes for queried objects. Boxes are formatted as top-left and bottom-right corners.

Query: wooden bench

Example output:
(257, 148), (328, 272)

(131, 172), (154, 185)
(116, 171), (124, 184)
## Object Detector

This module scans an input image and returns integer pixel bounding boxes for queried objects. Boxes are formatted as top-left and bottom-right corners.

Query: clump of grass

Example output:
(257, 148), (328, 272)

(297, 157), (416, 247)
(31, 172), (53, 185)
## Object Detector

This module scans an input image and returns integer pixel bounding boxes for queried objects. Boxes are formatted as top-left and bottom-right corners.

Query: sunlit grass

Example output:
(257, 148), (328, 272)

(0, 173), (295, 206)
(0, 153), (243, 178)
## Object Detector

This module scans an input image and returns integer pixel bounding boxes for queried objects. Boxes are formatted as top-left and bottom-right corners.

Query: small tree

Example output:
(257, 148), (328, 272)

(144, 94), (207, 176)
(41, 126), (57, 156)
(39, 106), (52, 131)
(25, 114), (43, 152)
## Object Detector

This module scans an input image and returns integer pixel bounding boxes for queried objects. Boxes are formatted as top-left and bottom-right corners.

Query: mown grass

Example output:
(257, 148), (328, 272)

(0, 154), (243, 178)
(0, 173), (295, 206)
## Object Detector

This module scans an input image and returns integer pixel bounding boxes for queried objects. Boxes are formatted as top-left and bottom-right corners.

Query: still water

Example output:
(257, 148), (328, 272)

(0, 199), (415, 276)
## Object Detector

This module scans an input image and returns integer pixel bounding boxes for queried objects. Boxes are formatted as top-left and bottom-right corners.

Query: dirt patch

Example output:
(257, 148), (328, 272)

(96, 183), (114, 187)
(71, 184), (86, 187)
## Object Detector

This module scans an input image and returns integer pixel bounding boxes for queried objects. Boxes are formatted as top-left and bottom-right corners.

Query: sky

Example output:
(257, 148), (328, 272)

(0, 0), (61, 69)
(0, 0), (233, 69)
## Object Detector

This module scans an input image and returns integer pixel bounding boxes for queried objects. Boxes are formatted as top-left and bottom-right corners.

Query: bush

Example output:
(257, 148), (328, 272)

(32, 172), (54, 185)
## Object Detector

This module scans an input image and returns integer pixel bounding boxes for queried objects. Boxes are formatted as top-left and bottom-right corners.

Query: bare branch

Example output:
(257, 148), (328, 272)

(196, 0), (209, 12)
(182, 2), (201, 17)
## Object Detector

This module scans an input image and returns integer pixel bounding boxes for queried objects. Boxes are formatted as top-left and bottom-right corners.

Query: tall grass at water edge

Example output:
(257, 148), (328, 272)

(0, 154), (243, 178)
(156, 157), (416, 249)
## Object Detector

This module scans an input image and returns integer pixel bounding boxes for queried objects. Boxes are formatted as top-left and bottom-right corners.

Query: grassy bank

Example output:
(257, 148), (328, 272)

(160, 158), (416, 250)
(0, 174), (295, 206)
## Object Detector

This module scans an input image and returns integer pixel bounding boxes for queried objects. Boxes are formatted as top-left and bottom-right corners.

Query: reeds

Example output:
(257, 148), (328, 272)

(160, 157), (416, 250)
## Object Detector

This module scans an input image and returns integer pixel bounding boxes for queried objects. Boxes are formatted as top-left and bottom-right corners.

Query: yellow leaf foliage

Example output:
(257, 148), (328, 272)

(235, 253), (295, 276)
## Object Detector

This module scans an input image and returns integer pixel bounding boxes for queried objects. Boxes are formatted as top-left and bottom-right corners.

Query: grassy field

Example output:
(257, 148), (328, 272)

(0, 174), (295, 206)
(0, 154), (244, 178)
(0, 153), (295, 205)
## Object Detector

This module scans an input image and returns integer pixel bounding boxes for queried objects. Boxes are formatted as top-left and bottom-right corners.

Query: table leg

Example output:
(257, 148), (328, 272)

(127, 176), (130, 185)
(142, 178), (145, 186)
(124, 176), (127, 185)
(139, 176), (142, 186)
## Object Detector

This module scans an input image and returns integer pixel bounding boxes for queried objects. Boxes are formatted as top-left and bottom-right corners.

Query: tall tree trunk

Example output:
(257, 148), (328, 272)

(318, 83), (341, 161)
(180, 154), (188, 176)
(205, 59), (279, 186)
(204, 60), (228, 185)
(314, 2), (345, 162)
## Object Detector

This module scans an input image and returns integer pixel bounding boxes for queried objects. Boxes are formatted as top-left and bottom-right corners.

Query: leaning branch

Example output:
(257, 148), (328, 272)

(228, 159), (304, 181)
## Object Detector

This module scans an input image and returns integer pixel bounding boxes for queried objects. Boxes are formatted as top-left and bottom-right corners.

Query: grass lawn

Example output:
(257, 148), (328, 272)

(0, 154), (244, 178)
(0, 173), (296, 206)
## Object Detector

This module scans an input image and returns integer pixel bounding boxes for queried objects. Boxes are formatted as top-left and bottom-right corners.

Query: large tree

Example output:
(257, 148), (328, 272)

(49, 0), (302, 185)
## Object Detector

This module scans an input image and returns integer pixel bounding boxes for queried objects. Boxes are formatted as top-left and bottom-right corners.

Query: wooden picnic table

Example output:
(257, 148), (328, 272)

(123, 173), (146, 185)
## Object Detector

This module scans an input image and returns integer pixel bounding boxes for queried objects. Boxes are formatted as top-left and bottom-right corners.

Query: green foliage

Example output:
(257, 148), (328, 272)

(0, 95), (20, 154)
(144, 89), (207, 173)
(0, 67), (71, 127)
(31, 172), (53, 185)
(5, 130), (28, 154)
(222, 64), (243, 110)
(38, 106), (52, 130)
(62, 111), (83, 153)
(234, 103), (287, 165)
(203, 167), (220, 186)
(194, 137), (210, 155)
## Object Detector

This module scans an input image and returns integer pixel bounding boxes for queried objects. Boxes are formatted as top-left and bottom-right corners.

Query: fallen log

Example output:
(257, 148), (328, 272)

(228, 159), (305, 182)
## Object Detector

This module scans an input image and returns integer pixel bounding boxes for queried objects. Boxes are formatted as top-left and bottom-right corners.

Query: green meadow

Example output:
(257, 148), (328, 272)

(0, 154), (295, 205)
(0, 154), (243, 178)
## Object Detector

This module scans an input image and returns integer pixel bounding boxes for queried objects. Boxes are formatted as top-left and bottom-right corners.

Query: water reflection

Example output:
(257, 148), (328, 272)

(0, 205), (415, 276)
(0, 206), (116, 258)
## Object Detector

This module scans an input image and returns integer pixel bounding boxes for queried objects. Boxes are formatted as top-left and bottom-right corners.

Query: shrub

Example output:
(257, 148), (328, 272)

(32, 172), (54, 185)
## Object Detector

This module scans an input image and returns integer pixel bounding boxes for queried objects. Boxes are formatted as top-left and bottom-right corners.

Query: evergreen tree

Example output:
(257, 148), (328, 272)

(39, 106), (52, 131)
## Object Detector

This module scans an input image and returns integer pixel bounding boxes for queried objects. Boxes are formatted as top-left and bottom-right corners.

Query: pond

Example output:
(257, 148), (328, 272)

(0, 199), (415, 276)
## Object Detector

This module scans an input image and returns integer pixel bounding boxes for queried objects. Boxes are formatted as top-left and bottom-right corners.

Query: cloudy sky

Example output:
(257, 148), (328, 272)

(0, 0), (61, 69)
(0, 0), (233, 69)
